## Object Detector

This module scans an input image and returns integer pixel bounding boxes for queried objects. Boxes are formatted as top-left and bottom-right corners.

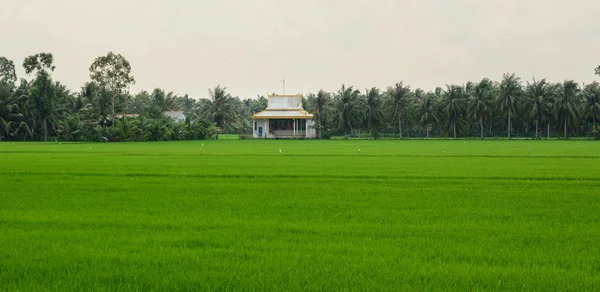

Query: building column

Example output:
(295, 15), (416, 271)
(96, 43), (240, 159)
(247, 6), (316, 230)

(293, 119), (296, 136)
(265, 119), (268, 138)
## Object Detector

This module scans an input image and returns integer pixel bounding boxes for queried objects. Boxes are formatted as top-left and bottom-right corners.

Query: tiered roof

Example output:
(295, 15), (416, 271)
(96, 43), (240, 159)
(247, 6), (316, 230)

(251, 94), (314, 119)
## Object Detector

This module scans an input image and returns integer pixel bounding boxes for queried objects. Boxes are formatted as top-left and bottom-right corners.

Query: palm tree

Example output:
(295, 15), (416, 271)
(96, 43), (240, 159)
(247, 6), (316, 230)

(385, 82), (411, 138)
(554, 80), (581, 139)
(0, 81), (21, 140)
(333, 84), (361, 139)
(441, 85), (467, 139)
(152, 88), (178, 113)
(80, 82), (112, 126)
(582, 82), (600, 129)
(363, 87), (382, 138)
(497, 73), (522, 139)
(468, 78), (494, 139)
(198, 85), (234, 129)
(56, 113), (85, 141)
(14, 121), (33, 141)
(415, 92), (438, 139)
(311, 89), (331, 139)
(524, 78), (554, 139)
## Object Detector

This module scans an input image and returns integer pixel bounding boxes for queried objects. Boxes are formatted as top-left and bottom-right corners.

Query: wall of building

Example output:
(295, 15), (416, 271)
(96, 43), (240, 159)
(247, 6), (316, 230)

(271, 130), (306, 137)
(253, 118), (316, 138)
(252, 119), (268, 138)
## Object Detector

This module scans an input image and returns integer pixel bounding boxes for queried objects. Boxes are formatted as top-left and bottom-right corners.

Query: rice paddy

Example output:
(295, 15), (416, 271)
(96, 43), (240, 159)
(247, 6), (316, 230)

(1, 140), (599, 291)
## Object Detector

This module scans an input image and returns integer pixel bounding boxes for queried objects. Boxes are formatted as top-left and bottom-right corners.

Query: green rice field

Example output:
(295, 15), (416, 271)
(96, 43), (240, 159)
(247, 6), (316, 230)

(1, 140), (599, 290)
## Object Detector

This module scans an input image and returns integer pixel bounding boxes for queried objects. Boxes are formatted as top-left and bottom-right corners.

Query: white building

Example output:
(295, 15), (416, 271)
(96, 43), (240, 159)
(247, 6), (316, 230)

(251, 93), (316, 138)
(164, 111), (186, 122)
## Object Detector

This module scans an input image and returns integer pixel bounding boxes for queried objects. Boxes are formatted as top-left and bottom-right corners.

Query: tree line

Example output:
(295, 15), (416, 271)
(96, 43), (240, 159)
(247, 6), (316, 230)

(1, 52), (599, 141)
(304, 75), (600, 140)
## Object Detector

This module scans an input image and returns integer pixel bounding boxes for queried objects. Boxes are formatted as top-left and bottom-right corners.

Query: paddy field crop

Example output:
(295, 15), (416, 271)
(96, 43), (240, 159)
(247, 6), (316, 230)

(1, 140), (599, 290)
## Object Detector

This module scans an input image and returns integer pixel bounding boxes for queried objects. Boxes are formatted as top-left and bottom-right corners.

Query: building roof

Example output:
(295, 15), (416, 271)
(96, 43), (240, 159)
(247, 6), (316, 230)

(164, 111), (185, 120)
(267, 94), (303, 109)
(252, 93), (313, 119)
(252, 109), (313, 119)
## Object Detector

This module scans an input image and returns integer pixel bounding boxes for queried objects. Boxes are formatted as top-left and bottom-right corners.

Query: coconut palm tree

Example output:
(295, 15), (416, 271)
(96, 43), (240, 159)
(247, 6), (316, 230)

(415, 92), (438, 139)
(333, 84), (361, 139)
(152, 88), (178, 113)
(497, 73), (523, 139)
(441, 85), (467, 139)
(0, 81), (21, 140)
(524, 78), (555, 139)
(363, 87), (382, 138)
(554, 80), (581, 139)
(468, 78), (494, 139)
(385, 82), (411, 138)
(310, 89), (331, 139)
(582, 82), (600, 129)
(56, 114), (85, 141)
(198, 85), (234, 129)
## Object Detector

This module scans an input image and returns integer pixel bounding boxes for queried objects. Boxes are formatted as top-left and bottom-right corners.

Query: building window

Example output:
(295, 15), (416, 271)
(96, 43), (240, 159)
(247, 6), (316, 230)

(254, 122), (257, 131)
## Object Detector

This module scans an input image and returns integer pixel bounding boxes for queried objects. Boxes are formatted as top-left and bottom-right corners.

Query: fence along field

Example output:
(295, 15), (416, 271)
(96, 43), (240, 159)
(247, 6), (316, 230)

(1, 140), (599, 290)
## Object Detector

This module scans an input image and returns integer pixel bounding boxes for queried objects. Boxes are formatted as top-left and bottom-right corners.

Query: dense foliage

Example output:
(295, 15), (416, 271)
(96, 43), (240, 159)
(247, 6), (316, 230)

(2, 52), (600, 141)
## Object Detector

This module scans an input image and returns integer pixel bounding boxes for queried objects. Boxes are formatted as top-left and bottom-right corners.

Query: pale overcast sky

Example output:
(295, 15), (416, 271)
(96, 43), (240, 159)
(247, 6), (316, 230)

(1, 0), (599, 98)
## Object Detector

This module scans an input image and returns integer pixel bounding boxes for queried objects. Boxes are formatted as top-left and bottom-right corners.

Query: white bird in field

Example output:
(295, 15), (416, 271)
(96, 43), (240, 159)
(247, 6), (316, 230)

(202, 143), (204, 146)
(279, 149), (282, 154)
(358, 148), (361, 154)
(89, 147), (91, 150)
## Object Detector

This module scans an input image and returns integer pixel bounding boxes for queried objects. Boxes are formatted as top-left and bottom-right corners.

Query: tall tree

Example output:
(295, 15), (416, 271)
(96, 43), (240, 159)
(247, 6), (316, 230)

(363, 87), (382, 138)
(468, 78), (494, 139)
(333, 84), (361, 139)
(80, 82), (112, 126)
(24, 53), (57, 142)
(554, 80), (581, 139)
(198, 85), (234, 129)
(582, 82), (600, 129)
(497, 73), (522, 139)
(308, 89), (331, 139)
(152, 89), (178, 113)
(524, 78), (554, 139)
(177, 94), (198, 114)
(29, 71), (56, 141)
(89, 52), (135, 125)
(23, 53), (55, 75)
(441, 85), (466, 140)
(415, 92), (438, 139)
(0, 57), (17, 84)
(385, 82), (411, 138)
